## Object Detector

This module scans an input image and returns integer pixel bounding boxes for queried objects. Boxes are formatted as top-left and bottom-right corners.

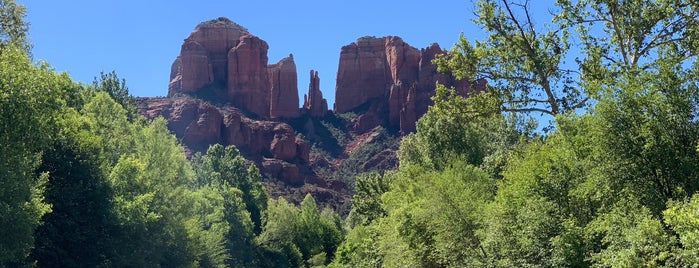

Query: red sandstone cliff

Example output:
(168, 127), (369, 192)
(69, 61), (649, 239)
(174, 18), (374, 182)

(168, 17), (298, 119)
(334, 36), (481, 134)
(268, 55), (300, 118)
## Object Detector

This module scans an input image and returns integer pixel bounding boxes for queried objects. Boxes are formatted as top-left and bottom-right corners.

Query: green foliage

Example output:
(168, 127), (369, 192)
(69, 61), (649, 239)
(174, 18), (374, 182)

(6, 1), (699, 267)
(0, 45), (68, 265)
(91, 70), (139, 121)
(191, 144), (268, 234)
(435, 0), (583, 118)
(587, 199), (675, 267)
(483, 140), (582, 266)
(399, 85), (522, 172)
(335, 161), (496, 267)
(31, 141), (116, 267)
(258, 197), (304, 267)
(330, 224), (384, 268)
(387, 161), (495, 267)
(320, 120), (351, 148)
(591, 64), (699, 215)
(258, 195), (344, 267)
(191, 144), (270, 267)
(556, 0), (699, 94)
(664, 193), (699, 265)
(0, 0), (30, 53)
(346, 172), (392, 227)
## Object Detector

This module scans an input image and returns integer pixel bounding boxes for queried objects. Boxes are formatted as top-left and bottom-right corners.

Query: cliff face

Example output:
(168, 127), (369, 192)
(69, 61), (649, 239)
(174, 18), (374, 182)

(268, 55), (300, 118)
(168, 17), (304, 119)
(334, 36), (480, 134)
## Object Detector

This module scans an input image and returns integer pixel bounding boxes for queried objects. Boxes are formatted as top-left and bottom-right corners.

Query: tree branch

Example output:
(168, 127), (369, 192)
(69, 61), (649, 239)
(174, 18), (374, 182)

(502, 106), (555, 115)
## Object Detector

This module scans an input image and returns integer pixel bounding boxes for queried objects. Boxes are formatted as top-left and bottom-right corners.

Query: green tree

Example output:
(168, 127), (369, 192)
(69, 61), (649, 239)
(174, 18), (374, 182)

(346, 172), (392, 227)
(586, 58), (699, 216)
(335, 161), (496, 267)
(91, 70), (138, 121)
(257, 197), (304, 268)
(587, 198), (675, 267)
(31, 141), (116, 267)
(191, 144), (268, 234)
(0, 45), (69, 265)
(399, 85), (520, 171)
(258, 195), (343, 267)
(386, 161), (495, 267)
(435, 0), (585, 118)
(482, 122), (595, 267)
(664, 193), (699, 265)
(0, 0), (30, 53)
(556, 0), (698, 94)
(294, 194), (343, 265)
(191, 144), (266, 266)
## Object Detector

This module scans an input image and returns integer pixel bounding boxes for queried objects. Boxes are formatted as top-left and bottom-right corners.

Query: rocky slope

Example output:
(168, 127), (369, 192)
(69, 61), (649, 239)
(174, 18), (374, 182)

(137, 17), (478, 209)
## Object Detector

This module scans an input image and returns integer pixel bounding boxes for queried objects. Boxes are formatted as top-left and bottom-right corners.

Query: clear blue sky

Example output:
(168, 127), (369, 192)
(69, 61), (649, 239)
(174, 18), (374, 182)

(23, 0), (484, 106)
(23, 1), (554, 108)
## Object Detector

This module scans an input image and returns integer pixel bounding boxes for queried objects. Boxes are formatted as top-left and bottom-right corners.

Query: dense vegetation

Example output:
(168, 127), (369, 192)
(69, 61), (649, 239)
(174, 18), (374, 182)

(331, 0), (699, 267)
(2, 0), (699, 267)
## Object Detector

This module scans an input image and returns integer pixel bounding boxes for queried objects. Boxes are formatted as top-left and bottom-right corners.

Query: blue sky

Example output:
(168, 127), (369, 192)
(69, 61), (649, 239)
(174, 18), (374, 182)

(23, 1), (555, 108)
(23, 0), (485, 106)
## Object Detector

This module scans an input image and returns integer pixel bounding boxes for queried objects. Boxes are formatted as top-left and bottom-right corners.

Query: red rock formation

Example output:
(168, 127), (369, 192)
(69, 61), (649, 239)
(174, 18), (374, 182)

(334, 37), (481, 134)
(335, 36), (420, 114)
(295, 137), (310, 163)
(271, 124), (297, 161)
(227, 35), (271, 117)
(399, 85), (417, 133)
(168, 17), (300, 119)
(268, 54), (300, 118)
(134, 97), (223, 152)
(262, 159), (302, 186)
(302, 70), (328, 117)
(169, 17), (249, 97)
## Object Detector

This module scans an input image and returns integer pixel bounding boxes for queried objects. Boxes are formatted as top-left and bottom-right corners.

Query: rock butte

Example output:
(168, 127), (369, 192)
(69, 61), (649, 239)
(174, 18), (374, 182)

(138, 17), (483, 208)
(335, 36), (484, 134)
(168, 17), (313, 119)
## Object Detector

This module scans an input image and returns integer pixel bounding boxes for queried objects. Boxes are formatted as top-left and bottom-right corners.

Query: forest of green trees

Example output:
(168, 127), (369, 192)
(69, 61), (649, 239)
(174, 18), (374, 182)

(2, 0), (699, 267)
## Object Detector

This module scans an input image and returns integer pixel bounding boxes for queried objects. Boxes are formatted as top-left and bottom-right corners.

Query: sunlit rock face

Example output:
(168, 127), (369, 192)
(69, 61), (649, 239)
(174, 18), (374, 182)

(334, 36), (481, 134)
(168, 17), (299, 119)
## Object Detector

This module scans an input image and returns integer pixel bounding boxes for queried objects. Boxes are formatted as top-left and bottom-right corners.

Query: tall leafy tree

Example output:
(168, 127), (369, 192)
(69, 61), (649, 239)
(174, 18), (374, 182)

(258, 195), (343, 267)
(31, 142), (116, 267)
(0, 0), (30, 53)
(556, 0), (699, 94)
(0, 45), (70, 265)
(435, 0), (585, 119)
(191, 144), (268, 234)
(664, 193), (699, 265)
(191, 144), (269, 266)
(346, 172), (392, 227)
(91, 70), (138, 121)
